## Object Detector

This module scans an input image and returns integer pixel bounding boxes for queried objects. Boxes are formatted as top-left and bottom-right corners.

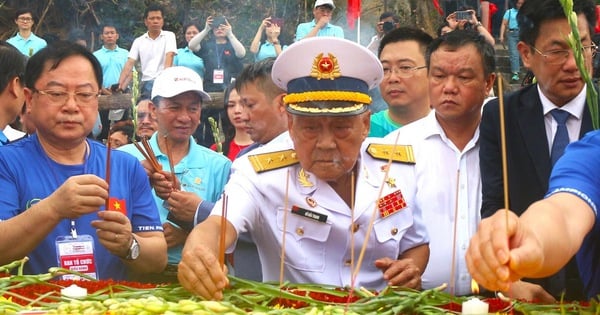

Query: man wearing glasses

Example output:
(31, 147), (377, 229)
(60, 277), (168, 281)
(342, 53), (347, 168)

(369, 27), (433, 137)
(385, 29), (497, 296)
(0, 41), (167, 280)
(7, 8), (47, 57)
(479, 0), (598, 302)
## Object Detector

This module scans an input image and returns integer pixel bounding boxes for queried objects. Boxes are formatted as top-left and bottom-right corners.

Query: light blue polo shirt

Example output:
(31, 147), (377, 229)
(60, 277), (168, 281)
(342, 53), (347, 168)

(93, 45), (129, 87)
(119, 134), (231, 264)
(7, 33), (47, 56)
(174, 47), (205, 79)
(295, 20), (344, 41)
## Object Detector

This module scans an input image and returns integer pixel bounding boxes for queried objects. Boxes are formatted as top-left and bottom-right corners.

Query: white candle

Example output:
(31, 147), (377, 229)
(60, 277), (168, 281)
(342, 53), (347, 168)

(462, 297), (489, 314)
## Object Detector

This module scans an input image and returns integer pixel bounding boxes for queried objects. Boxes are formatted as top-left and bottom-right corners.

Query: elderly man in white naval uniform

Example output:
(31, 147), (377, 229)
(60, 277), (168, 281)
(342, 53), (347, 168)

(178, 37), (430, 300)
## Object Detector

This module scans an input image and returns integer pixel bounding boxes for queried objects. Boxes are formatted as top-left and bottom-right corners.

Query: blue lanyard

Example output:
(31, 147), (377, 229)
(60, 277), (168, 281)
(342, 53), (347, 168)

(215, 43), (226, 69)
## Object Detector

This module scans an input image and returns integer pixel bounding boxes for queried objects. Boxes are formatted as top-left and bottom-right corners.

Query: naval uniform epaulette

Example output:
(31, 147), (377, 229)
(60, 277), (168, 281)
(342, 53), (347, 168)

(366, 143), (416, 164)
(248, 149), (300, 173)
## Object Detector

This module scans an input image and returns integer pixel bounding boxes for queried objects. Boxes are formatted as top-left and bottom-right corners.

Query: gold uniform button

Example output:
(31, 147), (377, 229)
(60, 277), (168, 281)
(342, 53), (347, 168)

(344, 259), (352, 266)
(391, 227), (398, 236)
(296, 227), (304, 236)
(351, 223), (360, 233)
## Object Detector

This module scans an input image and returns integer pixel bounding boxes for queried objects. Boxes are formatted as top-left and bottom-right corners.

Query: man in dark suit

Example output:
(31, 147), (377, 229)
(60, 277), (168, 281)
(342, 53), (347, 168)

(479, 0), (598, 302)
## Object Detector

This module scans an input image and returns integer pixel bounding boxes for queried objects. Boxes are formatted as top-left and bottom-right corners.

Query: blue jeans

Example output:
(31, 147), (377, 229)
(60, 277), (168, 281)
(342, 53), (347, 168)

(507, 30), (521, 74)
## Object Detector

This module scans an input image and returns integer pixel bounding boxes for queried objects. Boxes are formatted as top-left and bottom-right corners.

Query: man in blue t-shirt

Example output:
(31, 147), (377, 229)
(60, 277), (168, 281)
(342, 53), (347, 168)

(93, 24), (130, 141)
(0, 41), (166, 279)
(295, 0), (344, 41)
(6, 8), (47, 57)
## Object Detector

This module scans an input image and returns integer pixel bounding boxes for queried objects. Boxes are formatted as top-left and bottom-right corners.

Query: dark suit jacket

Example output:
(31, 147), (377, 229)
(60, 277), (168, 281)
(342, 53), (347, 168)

(480, 83), (597, 299)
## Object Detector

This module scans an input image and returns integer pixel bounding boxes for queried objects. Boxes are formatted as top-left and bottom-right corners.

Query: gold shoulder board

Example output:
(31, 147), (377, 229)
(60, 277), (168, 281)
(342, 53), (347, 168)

(366, 143), (416, 164)
(248, 149), (300, 173)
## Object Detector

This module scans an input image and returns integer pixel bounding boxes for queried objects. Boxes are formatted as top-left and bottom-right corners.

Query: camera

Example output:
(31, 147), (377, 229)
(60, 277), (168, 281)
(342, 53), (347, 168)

(270, 17), (284, 27)
(382, 21), (395, 34)
(212, 16), (227, 28)
(455, 10), (472, 21)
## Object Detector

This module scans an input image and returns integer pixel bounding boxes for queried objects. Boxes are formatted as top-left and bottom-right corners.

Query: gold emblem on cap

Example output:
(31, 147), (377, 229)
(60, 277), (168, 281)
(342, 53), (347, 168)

(306, 197), (317, 208)
(311, 53), (341, 80)
(298, 168), (314, 187)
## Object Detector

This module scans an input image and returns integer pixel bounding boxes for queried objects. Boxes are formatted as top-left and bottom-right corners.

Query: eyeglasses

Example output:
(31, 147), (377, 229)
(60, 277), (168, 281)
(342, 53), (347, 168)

(17, 17), (33, 22)
(382, 65), (427, 78)
(33, 89), (99, 106)
(531, 43), (598, 65)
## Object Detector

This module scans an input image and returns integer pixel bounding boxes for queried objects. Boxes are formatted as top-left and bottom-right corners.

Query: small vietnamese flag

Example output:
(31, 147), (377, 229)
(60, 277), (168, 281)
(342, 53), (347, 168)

(108, 197), (127, 216)
(347, 0), (361, 29)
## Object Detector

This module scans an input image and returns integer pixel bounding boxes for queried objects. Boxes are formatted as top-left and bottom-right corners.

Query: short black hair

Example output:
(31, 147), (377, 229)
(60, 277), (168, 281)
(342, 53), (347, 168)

(144, 3), (164, 19)
(379, 11), (400, 23)
(235, 57), (284, 101)
(518, 0), (596, 46)
(110, 120), (134, 144)
(426, 29), (496, 77)
(14, 8), (35, 21)
(24, 41), (103, 90)
(0, 41), (26, 92)
(378, 27), (434, 58)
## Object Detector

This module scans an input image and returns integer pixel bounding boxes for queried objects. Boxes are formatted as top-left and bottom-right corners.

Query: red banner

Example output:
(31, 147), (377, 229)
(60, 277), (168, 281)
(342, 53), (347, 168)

(347, 0), (360, 29)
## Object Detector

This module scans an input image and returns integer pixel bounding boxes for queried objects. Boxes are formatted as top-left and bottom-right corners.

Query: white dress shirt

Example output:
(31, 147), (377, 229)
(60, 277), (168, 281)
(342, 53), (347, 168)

(384, 111), (481, 295)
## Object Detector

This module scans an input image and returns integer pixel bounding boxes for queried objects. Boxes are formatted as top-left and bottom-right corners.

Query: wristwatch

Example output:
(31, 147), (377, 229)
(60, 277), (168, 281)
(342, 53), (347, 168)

(475, 22), (483, 28)
(125, 235), (140, 260)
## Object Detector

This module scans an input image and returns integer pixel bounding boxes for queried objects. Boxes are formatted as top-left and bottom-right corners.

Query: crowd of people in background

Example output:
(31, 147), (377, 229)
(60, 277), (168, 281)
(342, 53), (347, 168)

(2, 0), (600, 305)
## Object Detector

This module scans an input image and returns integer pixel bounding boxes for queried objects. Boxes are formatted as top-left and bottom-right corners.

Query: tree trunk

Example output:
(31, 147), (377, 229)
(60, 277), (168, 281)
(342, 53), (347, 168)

(414, 0), (444, 35)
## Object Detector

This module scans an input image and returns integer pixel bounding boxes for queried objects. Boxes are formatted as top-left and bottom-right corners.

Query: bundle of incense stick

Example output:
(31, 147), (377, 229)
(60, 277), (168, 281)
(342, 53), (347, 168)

(133, 137), (161, 172)
(163, 136), (177, 189)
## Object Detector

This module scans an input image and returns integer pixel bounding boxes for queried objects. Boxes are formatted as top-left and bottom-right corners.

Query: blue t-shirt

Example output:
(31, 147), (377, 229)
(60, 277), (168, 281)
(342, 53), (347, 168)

(254, 42), (287, 62)
(174, 47), (205, 79)
(502, 8), (519, 30)
(0, 135), (162, 279)
(7, 33), (47, 56)
(0, 130), (8, 146)
(546, 129), (600, 298)
(368, 110), (401, 137)
(120, 134), (231, 264)
(295, 20), (344, 42)
(93, 45), (129, 88)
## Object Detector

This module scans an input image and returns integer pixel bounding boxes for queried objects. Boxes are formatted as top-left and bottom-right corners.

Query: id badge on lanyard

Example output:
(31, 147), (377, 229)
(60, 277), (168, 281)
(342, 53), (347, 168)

(56, 234), (98, 280)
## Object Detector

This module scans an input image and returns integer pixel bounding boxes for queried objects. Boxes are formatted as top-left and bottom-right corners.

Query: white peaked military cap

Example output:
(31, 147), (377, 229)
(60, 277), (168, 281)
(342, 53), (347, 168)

(272, 37), (383, 116)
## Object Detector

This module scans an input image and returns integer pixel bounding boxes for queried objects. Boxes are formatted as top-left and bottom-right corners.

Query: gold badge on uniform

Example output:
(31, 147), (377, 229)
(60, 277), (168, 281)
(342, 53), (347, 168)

(311, 53), (341, 80)
(306, 197), (317, 208)
(385, 177), (397, 188)
(298, 168), (314, 187)
(377, 190), (407, 218)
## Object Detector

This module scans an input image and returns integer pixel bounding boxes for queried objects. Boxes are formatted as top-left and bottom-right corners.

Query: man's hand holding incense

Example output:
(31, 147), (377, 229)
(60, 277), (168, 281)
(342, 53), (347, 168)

(168, 190), (202, 222)
(47, 175), (108, 220)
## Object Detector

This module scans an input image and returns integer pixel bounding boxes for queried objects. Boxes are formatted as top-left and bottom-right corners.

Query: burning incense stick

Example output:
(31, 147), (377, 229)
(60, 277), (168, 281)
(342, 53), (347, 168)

(279, 170), (291, 287)
(218, 193), (229, 268)
(105, 136), (112, 210)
